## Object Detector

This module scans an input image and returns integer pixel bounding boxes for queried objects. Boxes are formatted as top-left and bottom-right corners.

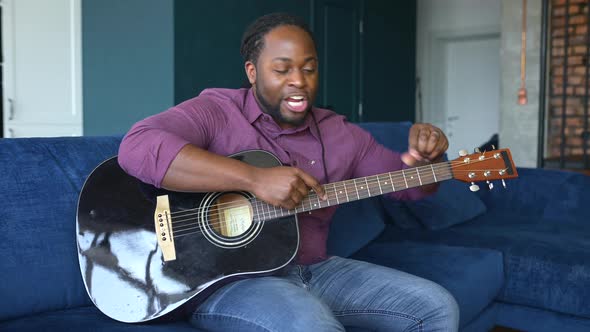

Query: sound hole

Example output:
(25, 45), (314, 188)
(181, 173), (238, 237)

(208, 193), (253, 238)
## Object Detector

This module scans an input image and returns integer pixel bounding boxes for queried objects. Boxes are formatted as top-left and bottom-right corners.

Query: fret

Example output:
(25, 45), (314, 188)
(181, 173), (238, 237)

(333, 183), (340, 204)
(389, 172), (395, 191)
(344, 181), (350, 202)
(253, 199), (261, 223)
(364, 177), (370, 197)
(308, 195), (313, 211)
(416, 167), (422, 185)
(313, 195), (320, 209)
(402, 169), (409, 188)
(273, 206), (278, 219)
(259, 201), (266, 220)
(377, 175), (383, 194)
(431, 164), (437, 182)
(353, 179), (360, 200)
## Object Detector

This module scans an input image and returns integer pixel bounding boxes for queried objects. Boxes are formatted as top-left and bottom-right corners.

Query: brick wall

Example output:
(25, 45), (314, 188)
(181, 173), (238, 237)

(548, 0), (590, 167)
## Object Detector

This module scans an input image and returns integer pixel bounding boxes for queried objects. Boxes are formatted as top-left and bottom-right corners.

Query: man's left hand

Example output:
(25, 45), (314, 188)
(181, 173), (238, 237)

(401, 123), (449, 167)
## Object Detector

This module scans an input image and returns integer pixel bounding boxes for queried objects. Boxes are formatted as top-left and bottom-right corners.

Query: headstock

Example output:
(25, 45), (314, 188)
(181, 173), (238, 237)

(450, 148), (518, 191)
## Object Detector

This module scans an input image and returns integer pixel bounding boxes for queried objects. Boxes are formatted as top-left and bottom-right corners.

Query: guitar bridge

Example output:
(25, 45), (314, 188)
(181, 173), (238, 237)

(155, 195), (176, 261)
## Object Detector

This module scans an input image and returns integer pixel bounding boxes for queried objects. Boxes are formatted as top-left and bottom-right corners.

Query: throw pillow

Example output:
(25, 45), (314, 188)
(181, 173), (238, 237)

(384, 179), (487, 230)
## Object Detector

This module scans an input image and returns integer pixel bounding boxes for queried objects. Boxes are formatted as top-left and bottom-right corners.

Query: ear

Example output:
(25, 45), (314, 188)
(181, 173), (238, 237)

(245, 61), (257, 85)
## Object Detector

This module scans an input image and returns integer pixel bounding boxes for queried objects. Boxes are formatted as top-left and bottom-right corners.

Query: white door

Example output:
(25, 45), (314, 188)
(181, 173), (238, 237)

(416, 0), (501, 158)
(444, 36), (500, 155)
(2, 0), (82, 137)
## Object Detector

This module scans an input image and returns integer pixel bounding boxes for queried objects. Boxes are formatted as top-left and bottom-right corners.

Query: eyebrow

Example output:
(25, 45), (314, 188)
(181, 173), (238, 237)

(272, 56), (317, 63)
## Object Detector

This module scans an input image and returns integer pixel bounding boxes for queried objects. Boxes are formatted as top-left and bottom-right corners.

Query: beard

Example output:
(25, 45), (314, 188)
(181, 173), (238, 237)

(254, 85), (310, 128)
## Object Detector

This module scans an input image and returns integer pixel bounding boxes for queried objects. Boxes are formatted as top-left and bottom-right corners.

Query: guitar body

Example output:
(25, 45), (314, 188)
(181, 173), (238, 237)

(76, 150), (299, 323)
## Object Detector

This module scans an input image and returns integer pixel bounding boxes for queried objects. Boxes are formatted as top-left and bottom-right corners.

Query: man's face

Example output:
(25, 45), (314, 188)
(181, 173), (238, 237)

(245, 25), (318, 129)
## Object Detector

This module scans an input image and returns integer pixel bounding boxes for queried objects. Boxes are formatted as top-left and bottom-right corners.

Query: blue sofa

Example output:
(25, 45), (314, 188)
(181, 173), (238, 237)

(1, 122), (589, 332)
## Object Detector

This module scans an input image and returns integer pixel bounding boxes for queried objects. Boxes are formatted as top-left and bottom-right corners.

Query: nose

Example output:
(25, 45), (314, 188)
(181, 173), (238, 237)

(288, 69), (306, 88)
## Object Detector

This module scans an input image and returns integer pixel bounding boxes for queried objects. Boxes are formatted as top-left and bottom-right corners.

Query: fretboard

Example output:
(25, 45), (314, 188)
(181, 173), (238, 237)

(252, 161), (454, 222)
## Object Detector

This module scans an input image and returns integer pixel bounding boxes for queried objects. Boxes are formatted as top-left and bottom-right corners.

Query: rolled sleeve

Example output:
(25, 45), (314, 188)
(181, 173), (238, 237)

(118, 97), (225, 187)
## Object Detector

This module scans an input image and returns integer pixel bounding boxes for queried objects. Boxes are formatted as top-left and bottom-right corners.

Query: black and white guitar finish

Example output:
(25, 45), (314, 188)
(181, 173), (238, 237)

(76, 149), (517, 323)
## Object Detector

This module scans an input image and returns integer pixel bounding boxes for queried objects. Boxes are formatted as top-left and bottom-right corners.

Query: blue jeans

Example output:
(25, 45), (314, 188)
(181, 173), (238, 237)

(190, 256), (459, 331)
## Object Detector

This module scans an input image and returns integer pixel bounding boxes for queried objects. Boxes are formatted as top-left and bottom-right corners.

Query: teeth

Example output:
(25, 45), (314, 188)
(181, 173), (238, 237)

(289, 96), (304, 100)
(288, 101), (303, 107)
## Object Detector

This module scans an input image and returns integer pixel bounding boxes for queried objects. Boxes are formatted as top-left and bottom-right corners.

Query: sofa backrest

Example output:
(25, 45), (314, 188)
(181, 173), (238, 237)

(327, 122), (412, 257)
(0, 136), (121, 321)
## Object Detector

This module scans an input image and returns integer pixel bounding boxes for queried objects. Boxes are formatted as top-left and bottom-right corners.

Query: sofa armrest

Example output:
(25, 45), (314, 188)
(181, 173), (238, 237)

(476, 167), (590, 222)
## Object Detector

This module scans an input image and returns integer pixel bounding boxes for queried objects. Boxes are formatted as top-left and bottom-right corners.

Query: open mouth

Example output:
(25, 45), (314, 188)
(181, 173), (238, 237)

(284, 95), (308, 112)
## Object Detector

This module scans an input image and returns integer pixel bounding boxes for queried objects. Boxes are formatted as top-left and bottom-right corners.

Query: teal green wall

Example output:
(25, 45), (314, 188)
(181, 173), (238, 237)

(82, 0), (174, 136)
(173, 0), (312, 103)
(82, 0), (415, 135)
(363, 1), (416, 122)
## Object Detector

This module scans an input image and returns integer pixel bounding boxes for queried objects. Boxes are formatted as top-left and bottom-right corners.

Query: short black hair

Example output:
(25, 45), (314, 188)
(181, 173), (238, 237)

(240, 12), (315, 64)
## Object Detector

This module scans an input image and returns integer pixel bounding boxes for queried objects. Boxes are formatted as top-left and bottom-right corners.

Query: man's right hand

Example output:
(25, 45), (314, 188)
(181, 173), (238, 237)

(250, 166), (327, 210)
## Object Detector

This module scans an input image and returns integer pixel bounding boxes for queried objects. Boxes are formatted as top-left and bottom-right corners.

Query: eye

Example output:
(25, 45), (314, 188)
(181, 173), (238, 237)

(273, 69), (288, 74)
(303, 68), (316, 73)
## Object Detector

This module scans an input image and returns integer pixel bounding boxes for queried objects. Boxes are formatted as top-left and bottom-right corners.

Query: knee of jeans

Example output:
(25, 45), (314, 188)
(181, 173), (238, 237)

(425, 282), (460, 329)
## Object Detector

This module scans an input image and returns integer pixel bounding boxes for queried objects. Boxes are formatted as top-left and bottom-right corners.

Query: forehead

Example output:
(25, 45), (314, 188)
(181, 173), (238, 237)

(260, 25), (317, 60)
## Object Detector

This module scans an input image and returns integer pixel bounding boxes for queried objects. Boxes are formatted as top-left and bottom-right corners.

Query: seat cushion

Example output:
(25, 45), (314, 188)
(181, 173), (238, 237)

(0, 306), (198, 332)
(351, 241), (503, 328)
(377, 214), (590, 319)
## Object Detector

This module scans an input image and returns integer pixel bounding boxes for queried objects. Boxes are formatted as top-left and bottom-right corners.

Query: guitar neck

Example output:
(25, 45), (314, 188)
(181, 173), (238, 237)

(253, 161), (454, 222)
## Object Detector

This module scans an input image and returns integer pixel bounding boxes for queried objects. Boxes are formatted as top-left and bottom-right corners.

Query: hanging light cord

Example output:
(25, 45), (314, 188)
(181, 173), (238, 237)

(518, 0), (528, 105)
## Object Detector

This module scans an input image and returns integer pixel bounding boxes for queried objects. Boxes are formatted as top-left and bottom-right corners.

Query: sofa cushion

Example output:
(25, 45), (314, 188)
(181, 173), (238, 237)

(327, 198), (386, 258)
(0, 136), (122, 321)
(495, 301), (590, 332)
(352, 241), (503, 328)
(0, 306), (198, 332)
(358, 122), (486, 230)
(377, 214), (590, 319)
(383, 179), (487, 230)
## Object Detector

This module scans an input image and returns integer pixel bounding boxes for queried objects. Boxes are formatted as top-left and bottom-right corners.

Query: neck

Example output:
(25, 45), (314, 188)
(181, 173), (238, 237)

(252, 160), (453, 222)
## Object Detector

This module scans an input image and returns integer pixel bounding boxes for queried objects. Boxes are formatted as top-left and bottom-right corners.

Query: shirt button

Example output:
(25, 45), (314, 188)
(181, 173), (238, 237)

(310, 160), (316, 165)
(292, 160), (298, 166)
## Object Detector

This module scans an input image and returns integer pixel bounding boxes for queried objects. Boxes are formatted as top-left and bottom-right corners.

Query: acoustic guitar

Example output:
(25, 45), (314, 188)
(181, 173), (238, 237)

(76, 148), (517, 323)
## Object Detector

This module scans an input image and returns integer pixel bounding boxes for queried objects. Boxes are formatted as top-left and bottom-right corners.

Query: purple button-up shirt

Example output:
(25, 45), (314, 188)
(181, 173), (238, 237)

(119, 88), (427, 265)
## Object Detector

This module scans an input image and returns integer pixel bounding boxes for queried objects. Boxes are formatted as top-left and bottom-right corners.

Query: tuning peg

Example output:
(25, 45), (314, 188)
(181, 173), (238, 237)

(474, 147), (481, 153)
(459, 149), (468, 157)
(470, 182), (480, 192)
(492, 145), (496, 150)
(486, 180), (494, 190)
(502, 179), (507, 189)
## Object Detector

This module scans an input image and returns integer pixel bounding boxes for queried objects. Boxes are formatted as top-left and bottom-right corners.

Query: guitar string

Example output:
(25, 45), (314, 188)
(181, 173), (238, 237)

(170, 166), (508, 238)
(169, 166), (457, 225)
(167, 155), (503, 219)
(167, 158), (507, 226)
(170, 171), (452, 234)
(169, 166), (506, 232)
(165, 159), (452, 217)
(169, 168), (453, 222)
(171, 169), (455, 229)
(168, 165), (507, 230)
